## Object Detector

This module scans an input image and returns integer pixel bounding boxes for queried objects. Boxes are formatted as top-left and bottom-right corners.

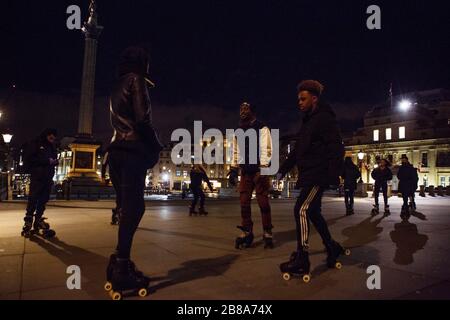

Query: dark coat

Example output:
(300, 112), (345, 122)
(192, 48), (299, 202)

(397, 163), (419, 194)
(190, 169), (213, 191)
(279, 101), (344, 188)
(26, 137), (57, 182)
(371, 167), (393, 186)
(341, 163), (361, 190)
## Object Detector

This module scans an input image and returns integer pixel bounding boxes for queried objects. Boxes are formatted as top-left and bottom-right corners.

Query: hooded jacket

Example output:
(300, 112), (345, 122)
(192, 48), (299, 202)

(279, 101), (344, 188)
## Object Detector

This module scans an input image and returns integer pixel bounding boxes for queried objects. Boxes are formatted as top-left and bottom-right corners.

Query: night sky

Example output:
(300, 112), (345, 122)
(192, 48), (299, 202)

(1, 0), (449, 146)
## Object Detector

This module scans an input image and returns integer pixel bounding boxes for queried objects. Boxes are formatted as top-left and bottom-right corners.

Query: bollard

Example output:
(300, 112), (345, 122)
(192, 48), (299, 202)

(437, 186), (444, 196)
(428, 185), (435, 197)
(419, 185), (426, 197)
(447, 186), (450, 196)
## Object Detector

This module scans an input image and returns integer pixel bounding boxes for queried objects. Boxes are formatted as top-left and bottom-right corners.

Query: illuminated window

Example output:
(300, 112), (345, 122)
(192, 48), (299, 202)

(373, 130), (379, 142)
(386, 128), (392, 140)
(399, 126), (406, 139)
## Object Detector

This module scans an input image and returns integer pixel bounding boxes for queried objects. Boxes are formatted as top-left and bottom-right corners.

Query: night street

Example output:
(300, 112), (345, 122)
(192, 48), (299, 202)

(1, 195), (449, 300)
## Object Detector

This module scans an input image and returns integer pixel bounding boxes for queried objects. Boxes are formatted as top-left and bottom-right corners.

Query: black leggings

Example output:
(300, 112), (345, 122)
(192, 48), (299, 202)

(294, 186), (332, 251)
(109, 149), (147, 260)
(344, 188), (355, 209)
(374, 182), (388, 206)
(191, 186), (205, 208)
(25, 179), (52, 222)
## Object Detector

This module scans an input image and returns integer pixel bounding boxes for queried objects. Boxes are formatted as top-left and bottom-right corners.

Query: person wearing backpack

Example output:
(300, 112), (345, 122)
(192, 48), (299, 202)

(21, 128), (58, 237)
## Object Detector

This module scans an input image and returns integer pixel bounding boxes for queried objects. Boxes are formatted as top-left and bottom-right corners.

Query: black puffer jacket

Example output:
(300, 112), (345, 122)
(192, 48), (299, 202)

(279, 101), (345, 188)
(371, 167), (393, 185)
(108, 47), (163, 168)
(397, 163), (419, 194)
(190, 169), (213, 191)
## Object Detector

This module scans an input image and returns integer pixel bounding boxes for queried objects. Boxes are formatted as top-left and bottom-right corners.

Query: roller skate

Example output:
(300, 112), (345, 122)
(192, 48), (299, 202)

(400, 205), (410, 220)
(33, 217), (56, 238)
(263, 228), (274, 249)
(235, 226), (254, 249)
(198, 207), (208, 216)
(346, 205), (354, 216)
(280, 249), (311, 283)
(21, 217), (33, 238)
(189, 206), (198, 216)
(108, 258), (150, 300)
(325, 240), (351, 269)
(383, 204), (390, 217)
(104, 254), (149, 293)
(371, 204), (379, 216)
(111, 208), (120, 225)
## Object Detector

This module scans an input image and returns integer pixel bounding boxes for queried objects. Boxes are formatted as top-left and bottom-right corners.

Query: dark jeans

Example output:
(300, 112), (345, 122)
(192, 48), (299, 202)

(191, 186), (205, 208)
(294, 186), (332, 250)
(109, 149), (147, 260)
(402, 191), (415, 208)
(25, 178), (52, 222)
(239, 173), (272, 231)
(374, 182), (388, 206)
(344, 187), (355, 209)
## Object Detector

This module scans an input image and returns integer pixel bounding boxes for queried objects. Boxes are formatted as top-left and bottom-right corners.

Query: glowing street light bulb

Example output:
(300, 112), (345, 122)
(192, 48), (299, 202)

(399, 99), (412, 111)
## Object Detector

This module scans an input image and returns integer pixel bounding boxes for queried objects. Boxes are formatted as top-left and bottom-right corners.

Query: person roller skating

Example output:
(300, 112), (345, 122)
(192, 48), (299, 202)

(228, 102), (274, 249)
(398, 155), (419, 220)
(20, 128), (58, 239)
(106, 46), (163, 299)
(189, 165), (213, 216)
(277, 80), (350, 282)
(371, 158), (393, 217)
(340, 157), (360, 216)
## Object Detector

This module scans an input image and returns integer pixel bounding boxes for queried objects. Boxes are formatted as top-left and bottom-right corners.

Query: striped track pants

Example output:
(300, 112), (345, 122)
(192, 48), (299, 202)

(293, 186), (332, 250)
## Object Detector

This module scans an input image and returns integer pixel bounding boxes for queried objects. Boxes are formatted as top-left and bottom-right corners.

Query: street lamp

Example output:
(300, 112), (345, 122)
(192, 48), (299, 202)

(399, 99), (412, 111)
(2, 133), (13, 144)
(1, 132), (13, 201)
(357, 150), (365, 183)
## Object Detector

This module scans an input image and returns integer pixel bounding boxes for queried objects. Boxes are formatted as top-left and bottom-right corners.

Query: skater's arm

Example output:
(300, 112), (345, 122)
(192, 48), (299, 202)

(259, 126), (272, 168)
(203, 172), (214, 191)
(131, 75), (163, 150)
(319, 112), (345, 185)
(278, 145), (296, 178)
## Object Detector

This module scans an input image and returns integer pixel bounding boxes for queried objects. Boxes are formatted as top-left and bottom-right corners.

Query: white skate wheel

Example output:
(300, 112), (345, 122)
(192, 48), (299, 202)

(110, 291), (121, 300)
(282, 273), (291, 281)
(335, 262), (342, 269)
(302, 274), (311, 283)
(345, 249), (351, 256)
(138, 288), (148, 297)
(104, 282), (112, 291)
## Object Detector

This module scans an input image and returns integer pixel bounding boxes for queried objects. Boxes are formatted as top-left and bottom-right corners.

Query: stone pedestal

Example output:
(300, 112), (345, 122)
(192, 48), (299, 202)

(355, 182), (368, 197)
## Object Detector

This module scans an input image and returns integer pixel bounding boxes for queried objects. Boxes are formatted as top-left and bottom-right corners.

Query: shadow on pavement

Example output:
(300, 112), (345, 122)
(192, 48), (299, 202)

(411, 211), (427, 221)
(149, 254), (239, 293)
(341, 216), (385, 249)
(28, 235), (109, 298)
(389, 218), (428, 265)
